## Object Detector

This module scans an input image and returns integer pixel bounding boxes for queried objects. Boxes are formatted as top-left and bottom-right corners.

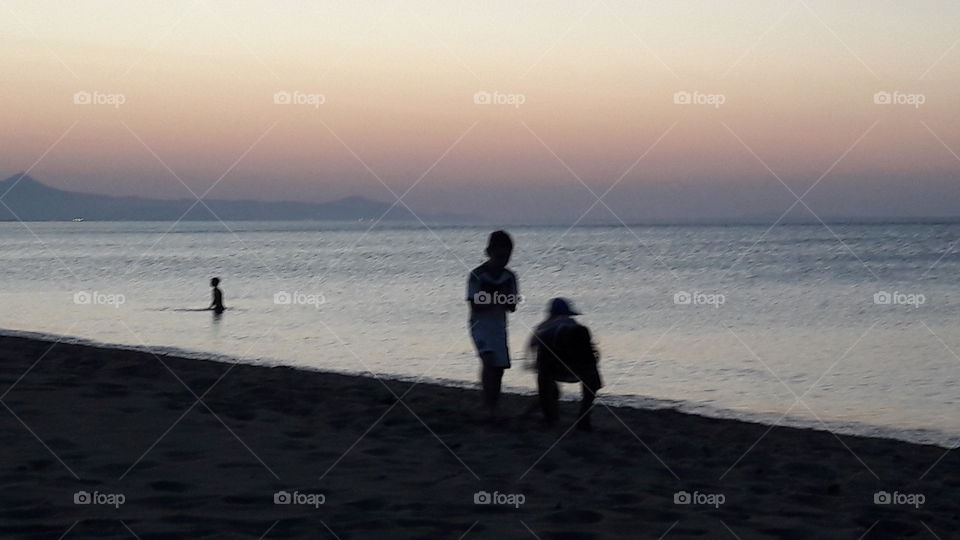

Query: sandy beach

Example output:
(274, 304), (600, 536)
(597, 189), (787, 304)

(0, 333), (956, 539)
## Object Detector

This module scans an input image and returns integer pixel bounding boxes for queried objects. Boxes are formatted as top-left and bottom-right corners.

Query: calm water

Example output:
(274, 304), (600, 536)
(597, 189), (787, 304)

(1, 221), (958, 447)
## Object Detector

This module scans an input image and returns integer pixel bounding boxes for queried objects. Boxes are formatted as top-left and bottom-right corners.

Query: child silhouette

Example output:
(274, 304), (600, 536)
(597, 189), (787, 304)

(209, 277), (225, 314)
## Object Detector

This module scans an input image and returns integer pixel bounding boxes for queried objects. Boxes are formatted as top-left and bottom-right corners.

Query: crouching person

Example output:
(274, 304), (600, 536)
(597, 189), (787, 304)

(529, 298), (602, 431)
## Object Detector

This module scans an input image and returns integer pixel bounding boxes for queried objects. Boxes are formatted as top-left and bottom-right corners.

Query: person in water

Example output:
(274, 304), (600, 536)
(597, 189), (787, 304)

(467, 230), (519, 417)
(529, 298), (602, 431)
(209, 277), (225, 314)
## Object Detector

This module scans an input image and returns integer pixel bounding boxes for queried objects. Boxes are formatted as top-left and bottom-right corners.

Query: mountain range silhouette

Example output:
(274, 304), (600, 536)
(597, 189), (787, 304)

(0, 174), (468, 222)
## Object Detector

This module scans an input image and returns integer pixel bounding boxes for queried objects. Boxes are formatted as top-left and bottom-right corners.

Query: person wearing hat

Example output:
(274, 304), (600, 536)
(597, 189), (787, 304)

(528, 298), (602, 431)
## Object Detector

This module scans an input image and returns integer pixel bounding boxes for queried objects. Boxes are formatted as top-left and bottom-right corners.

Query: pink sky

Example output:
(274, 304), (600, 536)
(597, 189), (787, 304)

(1, 0), (959, 221)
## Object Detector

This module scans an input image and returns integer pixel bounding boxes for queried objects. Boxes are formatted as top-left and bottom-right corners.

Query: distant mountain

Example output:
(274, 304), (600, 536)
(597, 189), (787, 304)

(0, 174), (468, 222)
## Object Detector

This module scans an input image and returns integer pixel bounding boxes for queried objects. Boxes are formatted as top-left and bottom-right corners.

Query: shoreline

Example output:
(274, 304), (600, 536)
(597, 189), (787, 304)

(1, 332), (957, 538)
(1, 327), (955, 450)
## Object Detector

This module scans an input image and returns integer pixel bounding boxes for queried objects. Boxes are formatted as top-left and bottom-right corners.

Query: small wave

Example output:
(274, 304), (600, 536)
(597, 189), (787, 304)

(145, 307), (248, 313)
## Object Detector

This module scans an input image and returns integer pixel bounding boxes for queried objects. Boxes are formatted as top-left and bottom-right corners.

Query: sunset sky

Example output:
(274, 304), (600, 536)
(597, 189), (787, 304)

(2, 0), (959, 222)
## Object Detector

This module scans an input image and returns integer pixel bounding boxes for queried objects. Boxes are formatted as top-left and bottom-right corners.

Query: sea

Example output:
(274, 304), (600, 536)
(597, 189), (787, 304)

(1, 221), (957, 448)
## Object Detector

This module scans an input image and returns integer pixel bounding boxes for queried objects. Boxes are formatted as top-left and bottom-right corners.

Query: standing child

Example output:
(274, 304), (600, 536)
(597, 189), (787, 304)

(467, 230), (519, 417)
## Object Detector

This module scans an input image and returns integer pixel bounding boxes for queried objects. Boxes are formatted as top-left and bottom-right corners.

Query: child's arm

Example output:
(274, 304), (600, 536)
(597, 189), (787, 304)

(505, 272), (519, 312)
(466, 272), (482, 310)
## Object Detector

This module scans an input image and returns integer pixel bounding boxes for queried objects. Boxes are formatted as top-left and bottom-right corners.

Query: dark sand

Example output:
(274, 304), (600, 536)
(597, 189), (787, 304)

(0, 335), (957, 539)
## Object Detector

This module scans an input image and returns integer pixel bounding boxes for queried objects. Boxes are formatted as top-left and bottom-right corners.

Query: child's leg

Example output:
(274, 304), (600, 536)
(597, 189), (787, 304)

(577, 368), (601, 429)
(537, 370), (559, 422)
(480, 353), (504, 412)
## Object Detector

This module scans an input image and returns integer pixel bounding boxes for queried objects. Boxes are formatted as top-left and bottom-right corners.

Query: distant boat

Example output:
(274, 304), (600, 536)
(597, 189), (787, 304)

(72, 217), (85, 222)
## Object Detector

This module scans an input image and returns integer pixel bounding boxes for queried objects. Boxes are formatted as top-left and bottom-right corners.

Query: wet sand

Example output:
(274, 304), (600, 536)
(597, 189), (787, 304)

(0, 334), (956, 539)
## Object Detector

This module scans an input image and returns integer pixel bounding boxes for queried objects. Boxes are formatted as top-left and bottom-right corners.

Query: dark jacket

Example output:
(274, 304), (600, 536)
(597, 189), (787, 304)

(530, 316), (600, 385)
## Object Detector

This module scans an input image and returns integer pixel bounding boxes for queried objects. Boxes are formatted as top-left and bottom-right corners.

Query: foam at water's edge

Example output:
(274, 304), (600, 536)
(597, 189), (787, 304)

(2, 327), (955, 449)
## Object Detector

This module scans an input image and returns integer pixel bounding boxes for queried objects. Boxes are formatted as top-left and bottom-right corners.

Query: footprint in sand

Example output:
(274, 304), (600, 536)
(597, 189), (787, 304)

(546, 509), (604, 524)
(221, 494), (262, 505)
(150, 480), (192, 493)
(347, 498), (388, 511)
(18, 459), (55, 472)
(541, 531), (601, 540)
